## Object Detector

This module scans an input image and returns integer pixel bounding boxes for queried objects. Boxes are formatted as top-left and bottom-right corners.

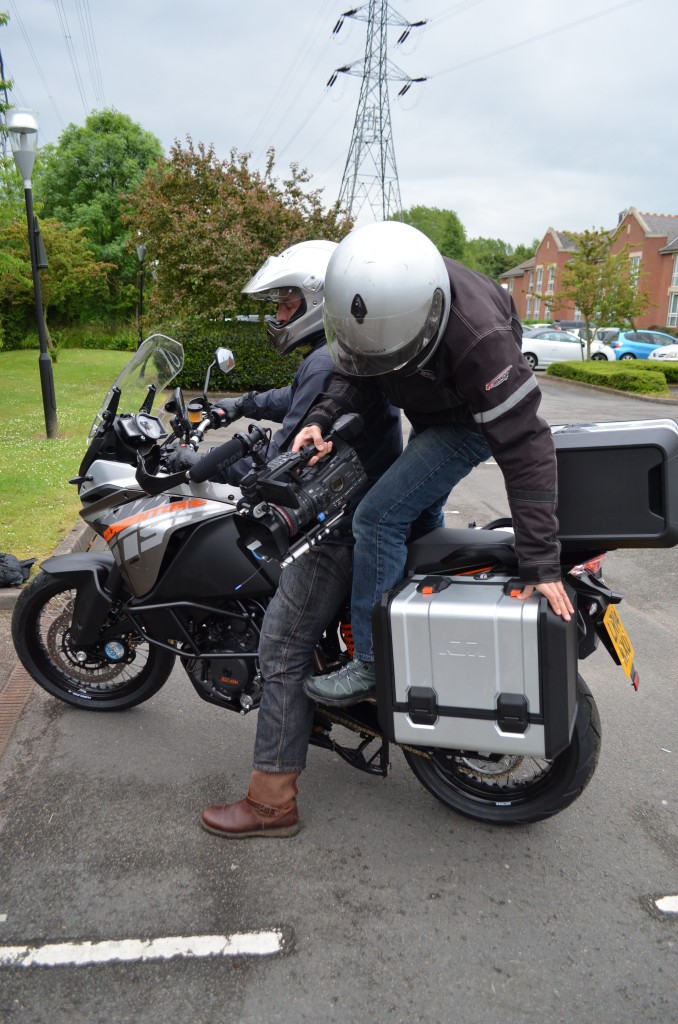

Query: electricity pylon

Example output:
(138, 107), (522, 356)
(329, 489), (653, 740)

(330, 2), (426, 222)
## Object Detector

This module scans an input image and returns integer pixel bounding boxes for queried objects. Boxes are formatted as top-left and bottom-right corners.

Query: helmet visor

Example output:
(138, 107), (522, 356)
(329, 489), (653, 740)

(247, 286), (302, 308)
(324, 289), (445, 376)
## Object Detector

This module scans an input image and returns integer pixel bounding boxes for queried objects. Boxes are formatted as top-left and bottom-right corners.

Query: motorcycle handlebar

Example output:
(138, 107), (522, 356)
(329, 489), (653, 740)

(188, 434), (250, 484)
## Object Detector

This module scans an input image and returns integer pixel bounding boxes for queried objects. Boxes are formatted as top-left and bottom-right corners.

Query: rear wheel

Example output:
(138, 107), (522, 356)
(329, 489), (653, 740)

(402, 676), (601, 825)
(590, 353), (606, 361)
(12, 574), (175, 710)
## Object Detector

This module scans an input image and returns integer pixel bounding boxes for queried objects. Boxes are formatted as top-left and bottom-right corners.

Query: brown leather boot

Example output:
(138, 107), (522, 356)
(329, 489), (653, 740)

(201, 771), (300, 838)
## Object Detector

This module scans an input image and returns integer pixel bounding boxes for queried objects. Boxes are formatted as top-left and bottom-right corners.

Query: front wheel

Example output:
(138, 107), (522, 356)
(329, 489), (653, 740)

(523, 352), (537, 370)
(12, 573), (176, 710)
(402, 675), (601, 825)
(619, 353), (636, 360)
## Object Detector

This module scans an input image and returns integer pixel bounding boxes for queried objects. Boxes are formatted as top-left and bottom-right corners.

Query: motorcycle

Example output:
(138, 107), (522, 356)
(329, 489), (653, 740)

(12, 336), (678, 825)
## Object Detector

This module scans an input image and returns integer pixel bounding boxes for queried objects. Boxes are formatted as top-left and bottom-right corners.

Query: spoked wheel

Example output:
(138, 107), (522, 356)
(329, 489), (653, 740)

(12, 574), (175, 710)
(402, 676), (601, 824)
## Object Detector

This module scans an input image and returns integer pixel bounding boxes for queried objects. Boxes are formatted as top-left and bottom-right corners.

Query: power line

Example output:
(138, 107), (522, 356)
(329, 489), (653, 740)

(75, 0), (105, 107)
(53, 0), (89, 115)
(7, 0), (66, 129)
(246, 0), (337, 157)
(433, 0), (645, 79)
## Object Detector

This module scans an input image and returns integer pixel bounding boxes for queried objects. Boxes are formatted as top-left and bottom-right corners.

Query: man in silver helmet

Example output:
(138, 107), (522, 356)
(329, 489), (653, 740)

(293, 221), (573, 708)
(200, 240), (402, 838)
(209, 240), (343, 483)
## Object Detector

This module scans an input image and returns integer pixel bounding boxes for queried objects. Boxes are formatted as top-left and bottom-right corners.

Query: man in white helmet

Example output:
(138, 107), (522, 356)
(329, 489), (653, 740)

(201, 240), (402, 838)
(294, 221), (574, 708)
(209, 240), (345, 482)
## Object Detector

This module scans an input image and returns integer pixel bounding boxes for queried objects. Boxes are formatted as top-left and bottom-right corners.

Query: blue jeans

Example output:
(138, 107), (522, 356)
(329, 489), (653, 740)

(254, 542), (353, 773)
(351, 423), (491, 661)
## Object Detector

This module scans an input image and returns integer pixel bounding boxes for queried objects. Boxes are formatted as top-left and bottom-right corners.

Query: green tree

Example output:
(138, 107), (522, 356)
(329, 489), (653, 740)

(0, 12), (10, 132)
(549, 228), (652, 357)
(396, 205), (467, 260)
(125, 139), (351, 325)
(0, 217), (111, 336)
(34, 109), (163, 320)
(464, 237), (513, 279)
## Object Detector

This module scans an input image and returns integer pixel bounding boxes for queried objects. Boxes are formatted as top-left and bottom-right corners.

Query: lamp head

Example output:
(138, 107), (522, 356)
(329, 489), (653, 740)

(6, 108), (39, 184)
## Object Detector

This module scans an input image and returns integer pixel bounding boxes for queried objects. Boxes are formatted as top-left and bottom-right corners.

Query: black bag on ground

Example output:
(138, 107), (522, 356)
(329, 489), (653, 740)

(0, 554), (36, 587)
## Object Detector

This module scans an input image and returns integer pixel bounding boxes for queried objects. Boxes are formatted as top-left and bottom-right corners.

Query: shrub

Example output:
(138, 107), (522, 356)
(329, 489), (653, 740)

(547, 361), (670, 395)
(168, 320), (301, 392)
(0, 303), (33, 350)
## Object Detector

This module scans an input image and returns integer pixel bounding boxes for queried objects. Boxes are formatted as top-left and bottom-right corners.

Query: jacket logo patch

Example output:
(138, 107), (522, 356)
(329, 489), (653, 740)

(485, 365), (512, 391)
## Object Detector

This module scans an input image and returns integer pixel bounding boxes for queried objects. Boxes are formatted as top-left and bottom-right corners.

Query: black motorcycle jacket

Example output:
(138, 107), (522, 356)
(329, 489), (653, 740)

(303, 258), (561, 584)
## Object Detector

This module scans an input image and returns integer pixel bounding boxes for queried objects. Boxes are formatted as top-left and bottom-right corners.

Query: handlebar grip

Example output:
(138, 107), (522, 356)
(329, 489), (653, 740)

(188, 435), (249, 483)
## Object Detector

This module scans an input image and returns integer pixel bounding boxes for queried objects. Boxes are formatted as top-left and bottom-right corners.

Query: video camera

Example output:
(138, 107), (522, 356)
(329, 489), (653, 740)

(235, 413), (367, 561)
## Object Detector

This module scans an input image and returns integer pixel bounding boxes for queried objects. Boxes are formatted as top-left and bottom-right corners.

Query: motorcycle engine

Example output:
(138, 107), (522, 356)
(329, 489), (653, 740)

(183, 603), (263, 712)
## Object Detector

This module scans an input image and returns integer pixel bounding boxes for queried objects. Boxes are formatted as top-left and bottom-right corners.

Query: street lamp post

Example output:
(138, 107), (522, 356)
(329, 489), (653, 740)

(136, 240), (146, 349)
(7, 108), (58, 439)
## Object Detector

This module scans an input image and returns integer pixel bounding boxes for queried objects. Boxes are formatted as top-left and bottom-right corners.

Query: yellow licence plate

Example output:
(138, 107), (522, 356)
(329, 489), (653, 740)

(603, 604), (636, 682)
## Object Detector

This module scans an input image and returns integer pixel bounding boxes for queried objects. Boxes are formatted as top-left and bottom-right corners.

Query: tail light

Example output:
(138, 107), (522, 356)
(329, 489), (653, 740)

(570, 554), (606, 577)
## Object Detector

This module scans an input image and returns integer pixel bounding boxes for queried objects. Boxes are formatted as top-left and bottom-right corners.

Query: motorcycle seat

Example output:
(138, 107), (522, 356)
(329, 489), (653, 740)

(405, 526), (517, 575)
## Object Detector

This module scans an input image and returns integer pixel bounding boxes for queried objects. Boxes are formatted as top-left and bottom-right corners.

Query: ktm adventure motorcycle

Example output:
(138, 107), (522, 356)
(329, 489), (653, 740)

(12, 335), (678, 825)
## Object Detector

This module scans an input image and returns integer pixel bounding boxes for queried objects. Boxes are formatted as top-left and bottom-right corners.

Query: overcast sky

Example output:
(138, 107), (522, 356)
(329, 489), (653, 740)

(3, 0), (676, 247)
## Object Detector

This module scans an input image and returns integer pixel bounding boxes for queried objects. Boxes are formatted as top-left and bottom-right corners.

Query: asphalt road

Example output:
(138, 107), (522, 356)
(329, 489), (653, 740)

(0, 376), (676, 1024)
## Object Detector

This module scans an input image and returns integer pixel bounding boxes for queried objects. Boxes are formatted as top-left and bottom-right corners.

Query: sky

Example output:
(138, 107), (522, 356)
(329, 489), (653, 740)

(2, 0), (677, 248)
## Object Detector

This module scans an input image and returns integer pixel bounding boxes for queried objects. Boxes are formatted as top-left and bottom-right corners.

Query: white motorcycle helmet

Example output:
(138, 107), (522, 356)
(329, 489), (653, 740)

(242, 239), (338, 356)
(322, 221), (451, 376)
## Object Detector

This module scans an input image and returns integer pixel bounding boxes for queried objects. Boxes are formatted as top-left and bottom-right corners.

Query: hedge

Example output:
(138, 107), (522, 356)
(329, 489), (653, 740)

(546, 360), (671, 395)
(0, 319), (302, 392)
(166, 321), (301, 392)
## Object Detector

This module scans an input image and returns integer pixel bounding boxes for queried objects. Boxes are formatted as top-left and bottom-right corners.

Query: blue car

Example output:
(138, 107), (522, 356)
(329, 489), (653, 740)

(608, 330), (676, 360)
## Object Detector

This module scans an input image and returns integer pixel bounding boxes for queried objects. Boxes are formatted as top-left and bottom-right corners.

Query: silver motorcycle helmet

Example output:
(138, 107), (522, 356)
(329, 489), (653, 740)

(242, 239), (338, 356)
(322, 221), (451, 376)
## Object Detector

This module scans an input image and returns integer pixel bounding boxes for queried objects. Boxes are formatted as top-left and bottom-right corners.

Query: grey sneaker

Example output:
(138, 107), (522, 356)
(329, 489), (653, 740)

(304, 660), (377, 707)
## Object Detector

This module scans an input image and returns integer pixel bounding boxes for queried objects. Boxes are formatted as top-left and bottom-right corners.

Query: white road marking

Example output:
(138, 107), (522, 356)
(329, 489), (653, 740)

(0, 930), (284, 967)
(655, 896), (678, 915)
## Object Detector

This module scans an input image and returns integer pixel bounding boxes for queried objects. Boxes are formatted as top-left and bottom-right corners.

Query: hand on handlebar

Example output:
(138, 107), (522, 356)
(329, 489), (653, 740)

(292, 424), (333, 466)
(212, 396), (244, 426)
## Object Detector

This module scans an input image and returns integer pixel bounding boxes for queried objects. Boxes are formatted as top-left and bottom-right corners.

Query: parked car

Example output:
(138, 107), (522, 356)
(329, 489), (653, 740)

(592, 327), (621, 344)
(648, 344), (678, 361)
(607, 330), (676, 360)
(521, 329), (615, 370)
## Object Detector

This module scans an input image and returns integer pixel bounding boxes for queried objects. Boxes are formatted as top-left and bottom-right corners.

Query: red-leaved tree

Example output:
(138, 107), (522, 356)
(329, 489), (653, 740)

(124, 139), (351, 324)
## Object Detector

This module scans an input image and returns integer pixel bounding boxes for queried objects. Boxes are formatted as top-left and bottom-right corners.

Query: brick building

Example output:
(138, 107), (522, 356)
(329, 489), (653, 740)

(500, 208), (678, 330)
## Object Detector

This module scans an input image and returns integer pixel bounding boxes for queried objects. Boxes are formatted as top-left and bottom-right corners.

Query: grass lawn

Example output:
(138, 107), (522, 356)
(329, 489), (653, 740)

(0, 349), (130, 565)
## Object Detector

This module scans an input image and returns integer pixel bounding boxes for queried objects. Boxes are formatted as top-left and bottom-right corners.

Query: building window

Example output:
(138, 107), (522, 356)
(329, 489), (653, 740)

(536, 266), (544, 293)
(546, 266), (555, 293)
(526, 295), (532, 318)
(533, 298), (540, 319)
(506, 278), (513, 295)
(528, 271), (534, 291)
(544, 301), (551, 320)
(629, 254), (641, 287)
(672, 255), (678, 289)
(668, 293), (678, 328)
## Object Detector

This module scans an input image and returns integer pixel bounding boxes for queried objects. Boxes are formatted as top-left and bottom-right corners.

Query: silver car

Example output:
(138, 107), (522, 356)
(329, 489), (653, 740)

(521, 329), (615, 371)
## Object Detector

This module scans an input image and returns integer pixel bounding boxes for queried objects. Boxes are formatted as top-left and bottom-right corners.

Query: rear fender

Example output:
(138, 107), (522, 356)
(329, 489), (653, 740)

(40, 552), (121, 646)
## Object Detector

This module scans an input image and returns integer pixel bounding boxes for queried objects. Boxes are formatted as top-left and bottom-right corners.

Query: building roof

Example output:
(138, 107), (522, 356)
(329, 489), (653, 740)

(550, 230), (578, 251)
(624, 209), (678, 239)
(659, 235), (678, 255)
(500, 256), (535, 280)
